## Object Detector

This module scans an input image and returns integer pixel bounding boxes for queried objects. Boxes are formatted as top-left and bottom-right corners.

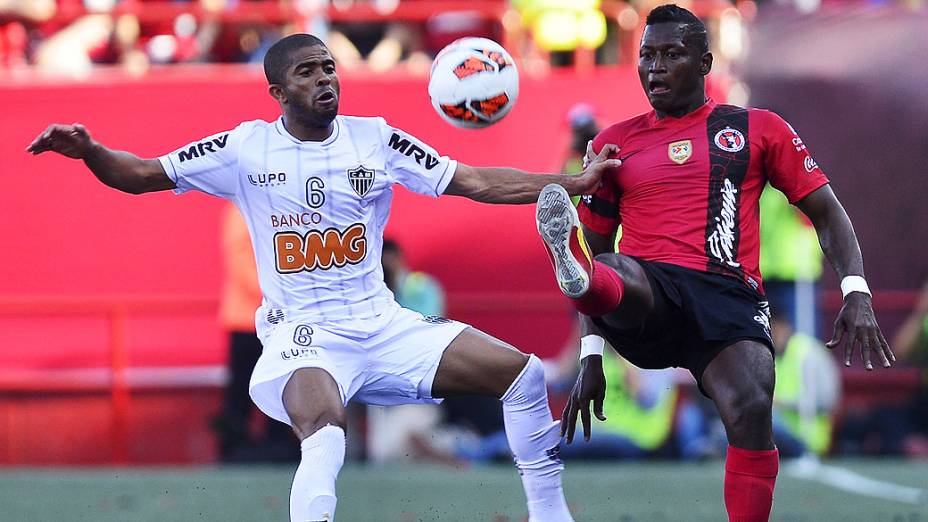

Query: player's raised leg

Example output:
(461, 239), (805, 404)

(431, 329), (574, 522)
(283, 368), (348, 522)
(701, 341), (779, 522)
(536, 183), (652, 328)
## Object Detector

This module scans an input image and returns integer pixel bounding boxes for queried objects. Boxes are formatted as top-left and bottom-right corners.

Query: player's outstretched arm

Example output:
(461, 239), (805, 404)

(27, 123), (175, 194)
(796, 184), (895, 370)
(445, 144), (621, 204)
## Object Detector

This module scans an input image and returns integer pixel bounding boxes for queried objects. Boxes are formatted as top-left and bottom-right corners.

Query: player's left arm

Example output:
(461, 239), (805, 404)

(446, 144), (621, 204)
(795, 185), (894, 369)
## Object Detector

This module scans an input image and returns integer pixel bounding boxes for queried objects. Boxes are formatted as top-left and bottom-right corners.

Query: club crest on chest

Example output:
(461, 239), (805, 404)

(668, 140), (693, 164)
(347, 165), (375, 197)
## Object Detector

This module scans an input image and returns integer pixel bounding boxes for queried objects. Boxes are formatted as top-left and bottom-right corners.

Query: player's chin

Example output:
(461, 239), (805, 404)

(313, 104), (339, 123)
(647, 95), (675, 111)
(304, 109), (337, 129)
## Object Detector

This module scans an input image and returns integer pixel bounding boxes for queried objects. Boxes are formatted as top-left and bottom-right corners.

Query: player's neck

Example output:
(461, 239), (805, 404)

(654, 95), (709, 120)
(282, 116), (335, 142)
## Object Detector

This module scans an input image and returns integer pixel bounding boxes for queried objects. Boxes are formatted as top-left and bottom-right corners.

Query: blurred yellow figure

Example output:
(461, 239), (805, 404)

(512, 0), (607, 51)
(559, 349), (677, 459)
(759, 184), (823, 336)
(770, 314), (840, 457)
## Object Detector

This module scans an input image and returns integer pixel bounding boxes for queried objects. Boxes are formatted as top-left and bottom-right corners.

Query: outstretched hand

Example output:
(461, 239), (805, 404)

(560, 355), (607, 443)
(826, 292), (895, 370)
(573, 142), (621, 195)
(27, 123), (94, 159)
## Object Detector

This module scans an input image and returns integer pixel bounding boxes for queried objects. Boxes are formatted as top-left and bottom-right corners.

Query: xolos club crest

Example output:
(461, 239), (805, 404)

(713, 126), (746, 153)
(347, 165), (375, 197)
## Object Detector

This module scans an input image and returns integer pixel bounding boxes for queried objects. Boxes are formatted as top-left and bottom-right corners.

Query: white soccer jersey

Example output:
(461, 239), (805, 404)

(158, 115), (457, 335)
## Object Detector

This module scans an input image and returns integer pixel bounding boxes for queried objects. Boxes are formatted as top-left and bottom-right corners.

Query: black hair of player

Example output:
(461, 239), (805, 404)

(646, 4), (709, 54)
(264, 34), (327, 86)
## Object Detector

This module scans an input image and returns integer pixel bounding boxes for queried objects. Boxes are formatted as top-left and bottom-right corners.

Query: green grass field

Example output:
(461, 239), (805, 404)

(2, 459), (926, 521)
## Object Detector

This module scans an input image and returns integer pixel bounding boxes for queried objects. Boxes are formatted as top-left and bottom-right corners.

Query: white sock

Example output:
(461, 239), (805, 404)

(501, 355), (573, 522)
(290, 425), (346, 522)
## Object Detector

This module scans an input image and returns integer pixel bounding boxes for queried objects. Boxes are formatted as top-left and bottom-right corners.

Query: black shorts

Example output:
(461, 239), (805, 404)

(593, 259), (774, 392)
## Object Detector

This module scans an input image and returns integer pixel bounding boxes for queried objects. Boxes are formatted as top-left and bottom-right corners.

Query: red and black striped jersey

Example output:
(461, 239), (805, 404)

(578, 99), (828, 292)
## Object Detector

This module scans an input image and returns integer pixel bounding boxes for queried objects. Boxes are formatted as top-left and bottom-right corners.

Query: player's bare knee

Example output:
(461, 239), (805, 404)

(290, 409), (347, 441)
(720, 385), (773, 431)
(484, 350), (529, 398)
(501, 354), (545, 403)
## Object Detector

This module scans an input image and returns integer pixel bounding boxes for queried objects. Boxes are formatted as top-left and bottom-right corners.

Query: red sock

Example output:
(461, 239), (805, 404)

(724, 445), (779, 522)
(571, 261), (624, 316)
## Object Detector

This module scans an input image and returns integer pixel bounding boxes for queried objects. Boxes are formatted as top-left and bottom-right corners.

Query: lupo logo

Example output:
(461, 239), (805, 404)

(248, 172), (287, 187)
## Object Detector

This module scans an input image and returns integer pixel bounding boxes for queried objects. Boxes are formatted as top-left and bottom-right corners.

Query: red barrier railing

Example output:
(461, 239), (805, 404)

(0, 296), (217, 464)
(0, 289), (918, 463)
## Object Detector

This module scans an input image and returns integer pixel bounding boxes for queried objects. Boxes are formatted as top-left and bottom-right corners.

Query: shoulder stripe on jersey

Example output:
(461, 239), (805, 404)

(704, 105), (750, 281)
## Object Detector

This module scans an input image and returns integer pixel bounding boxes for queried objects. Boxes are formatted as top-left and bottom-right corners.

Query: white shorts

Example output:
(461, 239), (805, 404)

(248, 306), (470, 425)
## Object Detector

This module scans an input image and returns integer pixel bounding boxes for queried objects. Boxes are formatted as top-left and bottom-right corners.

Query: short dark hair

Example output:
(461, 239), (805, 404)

(263, 33), (326, 85)
(646, 4), (709, 54)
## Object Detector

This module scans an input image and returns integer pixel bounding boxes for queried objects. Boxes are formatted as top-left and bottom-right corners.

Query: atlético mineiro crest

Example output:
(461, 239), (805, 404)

(714, 127), (746, 153)
(668, 139), (693, 164)
(347, 165), (375, 197)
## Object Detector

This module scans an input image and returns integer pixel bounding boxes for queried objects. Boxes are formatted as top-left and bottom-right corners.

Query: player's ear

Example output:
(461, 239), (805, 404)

(700, 52), (713, 76)
(269, 84), (287, 104)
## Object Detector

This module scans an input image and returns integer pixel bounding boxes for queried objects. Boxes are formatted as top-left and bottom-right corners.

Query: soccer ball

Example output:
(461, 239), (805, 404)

(428, 37), (519, 129)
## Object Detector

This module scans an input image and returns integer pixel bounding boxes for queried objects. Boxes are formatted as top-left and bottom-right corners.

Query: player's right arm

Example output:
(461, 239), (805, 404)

(27, 123), (175, 194)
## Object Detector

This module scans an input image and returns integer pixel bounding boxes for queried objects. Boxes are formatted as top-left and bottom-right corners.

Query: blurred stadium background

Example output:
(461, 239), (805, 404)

(1, 0), (926, 520)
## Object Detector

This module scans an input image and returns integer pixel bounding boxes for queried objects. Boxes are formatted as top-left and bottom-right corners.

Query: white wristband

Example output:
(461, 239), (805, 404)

(579, 335), (605, 360)
(840, 276), (871, 299)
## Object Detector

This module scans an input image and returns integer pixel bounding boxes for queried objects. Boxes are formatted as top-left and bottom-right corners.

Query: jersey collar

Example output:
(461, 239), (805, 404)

(275, 116), (341, 146)
(647, 98), (717, 127)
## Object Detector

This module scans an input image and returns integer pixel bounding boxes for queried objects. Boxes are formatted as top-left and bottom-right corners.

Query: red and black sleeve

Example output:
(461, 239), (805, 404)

(577, 130), (622, 236)
(757, 110), (829, 203)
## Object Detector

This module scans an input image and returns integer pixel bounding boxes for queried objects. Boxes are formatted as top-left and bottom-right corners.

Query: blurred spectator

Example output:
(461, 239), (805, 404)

(323, 0), (501, 73)
(561, 102), (599, 174)
(832, 281), (927, 458)
(893, 279), (928, 366)
(134, 0), (225, 65)
(328, 19), (428, 73)
(367, 237), (448, 464)
(214, 204), (298, 463)
(676, 311), (842, 461)
(33, 0), (136, 77)
(369, 238), (512, 466)
(0, 0), (56, 68)
(675, 391), (727, 460)
(559, 103), (600, 206)
(770, 310), (840, 458)
(890, 279), (928, 457)
(512, 0), (606, 53)
(559, 350), (678, 460)
(759, 182), (823, 337)
(381, 238), (445, 317)
(32, 0), (230, 77)
(512, 0), (608, 68)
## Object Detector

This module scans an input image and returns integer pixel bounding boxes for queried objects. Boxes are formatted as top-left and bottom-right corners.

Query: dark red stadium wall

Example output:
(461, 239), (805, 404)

(743, 6), (928, 290)
(0, 66), (654, 366)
